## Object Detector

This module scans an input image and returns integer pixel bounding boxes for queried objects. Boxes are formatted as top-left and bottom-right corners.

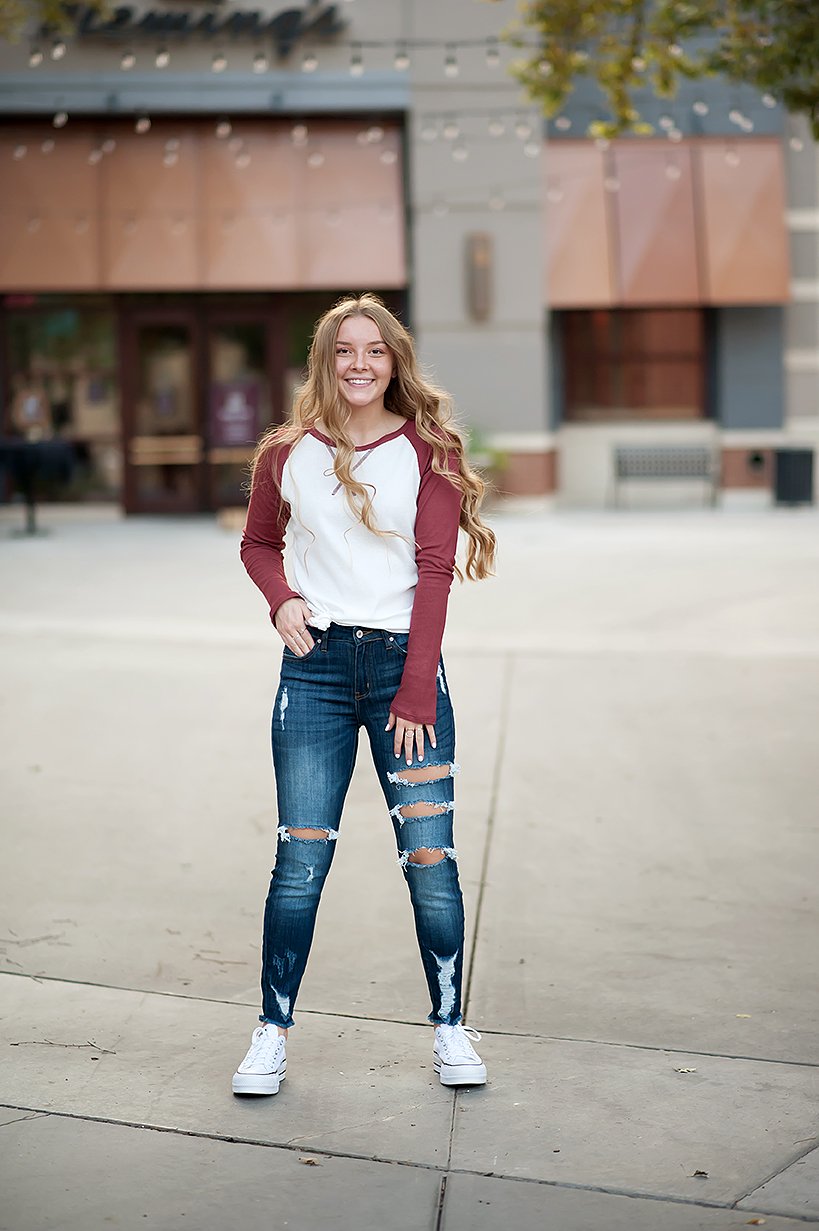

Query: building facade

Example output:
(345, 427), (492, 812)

(0, 0), (816, 510)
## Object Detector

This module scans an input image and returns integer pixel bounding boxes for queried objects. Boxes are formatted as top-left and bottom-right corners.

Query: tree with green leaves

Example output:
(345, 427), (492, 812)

(495, 0), (819, 139)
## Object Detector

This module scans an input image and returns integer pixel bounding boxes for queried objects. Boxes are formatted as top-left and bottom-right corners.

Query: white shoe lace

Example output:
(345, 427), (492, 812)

(436, 1024), (482, 1063)
(240, 1025), (284, 1073)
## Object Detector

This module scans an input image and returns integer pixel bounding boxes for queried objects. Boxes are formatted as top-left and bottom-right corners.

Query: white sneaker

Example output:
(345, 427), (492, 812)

(232, 1024), (287, 1095)
(433, 1024), (487, 1087)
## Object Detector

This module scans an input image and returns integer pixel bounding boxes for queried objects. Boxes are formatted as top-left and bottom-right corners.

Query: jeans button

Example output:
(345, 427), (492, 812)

(355, 629), (363, 639)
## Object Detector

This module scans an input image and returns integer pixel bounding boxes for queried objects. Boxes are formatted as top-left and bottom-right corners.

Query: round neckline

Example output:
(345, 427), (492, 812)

(309, 418), (411, 452)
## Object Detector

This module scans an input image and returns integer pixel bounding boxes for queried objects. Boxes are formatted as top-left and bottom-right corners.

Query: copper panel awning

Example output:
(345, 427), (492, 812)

(544, 137), (790, 308)
(698, 139), (790, 303)
(543, 142), (614, 307)
(611, 140), (700, 305)
(0, 120), (406, 292)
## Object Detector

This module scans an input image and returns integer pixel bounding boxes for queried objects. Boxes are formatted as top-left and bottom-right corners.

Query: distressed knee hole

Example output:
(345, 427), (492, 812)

(387, 762), (460, 787)
(408, 848), (445, 865)
(277, 825), (338, 843)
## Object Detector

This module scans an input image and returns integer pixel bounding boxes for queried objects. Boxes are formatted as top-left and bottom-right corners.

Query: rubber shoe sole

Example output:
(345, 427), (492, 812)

(232, 1060), (287, 1096)
(433, 1057), (487, 1087)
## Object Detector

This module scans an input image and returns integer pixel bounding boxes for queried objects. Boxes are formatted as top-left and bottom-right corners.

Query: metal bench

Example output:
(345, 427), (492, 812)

(610, 444), (719, 508)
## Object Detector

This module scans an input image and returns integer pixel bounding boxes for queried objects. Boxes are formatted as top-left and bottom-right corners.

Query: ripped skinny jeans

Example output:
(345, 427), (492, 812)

(260, 621), (464, 1030)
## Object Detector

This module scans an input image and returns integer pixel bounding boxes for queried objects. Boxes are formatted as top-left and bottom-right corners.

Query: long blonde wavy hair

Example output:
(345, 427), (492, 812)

(247, 293), (496, 581)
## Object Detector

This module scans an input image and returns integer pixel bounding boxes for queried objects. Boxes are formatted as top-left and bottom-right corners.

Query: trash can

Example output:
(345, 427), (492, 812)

(774, 448), (814, 506)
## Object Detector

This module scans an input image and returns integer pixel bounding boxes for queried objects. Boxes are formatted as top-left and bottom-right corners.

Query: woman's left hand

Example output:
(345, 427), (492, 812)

(385, 712), (437, 765)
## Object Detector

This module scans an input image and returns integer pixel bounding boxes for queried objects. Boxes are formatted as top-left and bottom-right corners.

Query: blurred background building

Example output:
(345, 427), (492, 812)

(0, 0), (817, 511)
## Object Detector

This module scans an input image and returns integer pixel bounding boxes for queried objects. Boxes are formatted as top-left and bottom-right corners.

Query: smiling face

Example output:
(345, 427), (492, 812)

(334, 314), (395, 414)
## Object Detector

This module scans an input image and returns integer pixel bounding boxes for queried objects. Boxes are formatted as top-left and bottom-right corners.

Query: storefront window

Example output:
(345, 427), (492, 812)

(563, 308), (705, 421)
(3, 298), (121, 498)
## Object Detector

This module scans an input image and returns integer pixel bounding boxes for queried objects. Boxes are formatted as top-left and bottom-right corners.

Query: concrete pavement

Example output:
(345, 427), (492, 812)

(1, 500), (818, 1229)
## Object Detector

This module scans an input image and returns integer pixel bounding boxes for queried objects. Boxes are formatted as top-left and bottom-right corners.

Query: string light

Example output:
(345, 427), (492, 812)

(692, 100), (709, 117)
(367, 125), (384, 143)
(101, 138), (116, 154)
(523, 140), (540, 158)
(41, 139), (55, 154)
(444, 45), (459, 78)
(349, 44), (364, 76)
(291, 123), (309, 145)
(603, 175), (620, 192)
(212, 50), (227, 72)
(50, 38), (66, 60)
(236, 151), (251, 169)
(120, 50), (136, 70)
(488, 118), (505, 137)
(514, 117), (533, 140)
(53, 112), (68, 128)
(302, 50), (318, 72)
(394, 43), (410, 71)
(155, 47), (170, 68)
(13, 144), (27, 160)
(420, 122), (438, 142)
(667, 128), (683, 142)
(88, 148), (103, 165)
(27, 215), (41, 233)
(253, 50), (268, 73)
(789, 136), (804, 152)
(135, 115), (151, 134)
(546, 184), (564, 205)
(725, 145), (740, 167)
(379, 148), (398, 165)
(664, 158), (682, 180)
(761, 93), (777, 108)
(485, 39), (500, 69)
(307, 150), (325, 168)
(29, 47), (43, 67)
(163, 151), (179, 167)
(215, 119), (232, 138)
(658, 115), (674, 131)
(452, 144), (468, 162)
(442, 119), (460, 141)
(554, 116), (571, 131)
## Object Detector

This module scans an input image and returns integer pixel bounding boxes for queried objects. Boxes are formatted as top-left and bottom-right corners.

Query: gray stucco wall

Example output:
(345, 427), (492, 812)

(716, 308), (785, 430)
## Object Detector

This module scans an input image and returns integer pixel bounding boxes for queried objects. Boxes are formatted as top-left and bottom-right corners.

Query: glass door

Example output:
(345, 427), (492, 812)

(122, 309), (204, 513)
(205, 315), (275, 509)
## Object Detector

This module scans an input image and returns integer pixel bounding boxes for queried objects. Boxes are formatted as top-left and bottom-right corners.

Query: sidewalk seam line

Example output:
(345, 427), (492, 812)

(732, 1138), (819, 1209)
(2, 970), (816, 1070)
(2, 1103), (818, 1224)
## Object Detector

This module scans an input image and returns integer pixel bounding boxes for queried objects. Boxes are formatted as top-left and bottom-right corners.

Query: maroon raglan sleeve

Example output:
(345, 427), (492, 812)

(239, 442), (303, 622)
(389, 429), (462, 726)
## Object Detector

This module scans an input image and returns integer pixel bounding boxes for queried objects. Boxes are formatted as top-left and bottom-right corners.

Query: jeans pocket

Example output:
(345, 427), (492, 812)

(282, 626), (322, 660)
(389, 633), (410, 657)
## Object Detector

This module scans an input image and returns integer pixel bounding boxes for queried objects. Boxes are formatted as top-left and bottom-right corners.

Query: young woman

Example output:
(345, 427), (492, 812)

(233, 294), (496, 1096)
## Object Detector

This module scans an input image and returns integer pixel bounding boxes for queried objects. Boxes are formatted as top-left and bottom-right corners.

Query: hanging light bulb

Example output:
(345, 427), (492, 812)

(724, 145), (740, 167)
(488, 118), (505, 137)
(523, 140), (540, 158)
(27, 215), (41, 233)
(603, 175), (620, 192)
(631, 56), (646, 72)
(420, 121), (438, 142)
(537, 59), (552, 77)
(658, 115), (674, 131)
(13, 144), (27, 160)
(349, 44), (364, 76)
(29, 46), (43, 67)
(212, 50), (227, 72)
(485, 39), (500, 69)
(394, 43), (410, 71)
(444, 45), (458, 78)
(692, 100), (709, 117)
(50, 38), (67, 60)
(514, 117), (533, 140)
(668, 43), (683, 58)
(594, 136), (610, 150)
(665, 159), (682, 180)
(307, 150), (325, 168)
(667, 128), (683, 142)
(236, 152), (251, 169)
(41, 138), (55, 154)
(302, 50), (318, 72)
(135, 115), (151, 134)
(88, 148), (103, 165)
(227, 136), (243, 153)
(155, 46), (170, 68)
(546, 185), (564, 205)
(165, 138), (180, 153)
(554, 116), (571, 131)
(215, 119), (232, 139)
(789, 135), (804, 152)
(367, 125), (384, 143)
(291, 122), (308, 145)
(253, 49), (268, 73)
(728, 108), (744, 126)
(451, 144), (468, 162)
(163, 151), (179, 167)
(120, 49), (136, 70)
(101, 138), (116, 154)
(441, 118), (460, 141)
(379, 148), (398, 165)
(761, 92), (777, 108)
(53, 111), (68, 128)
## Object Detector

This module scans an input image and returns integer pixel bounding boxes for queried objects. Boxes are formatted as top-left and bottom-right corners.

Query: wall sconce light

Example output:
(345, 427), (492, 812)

(465, 232), (492, 322)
